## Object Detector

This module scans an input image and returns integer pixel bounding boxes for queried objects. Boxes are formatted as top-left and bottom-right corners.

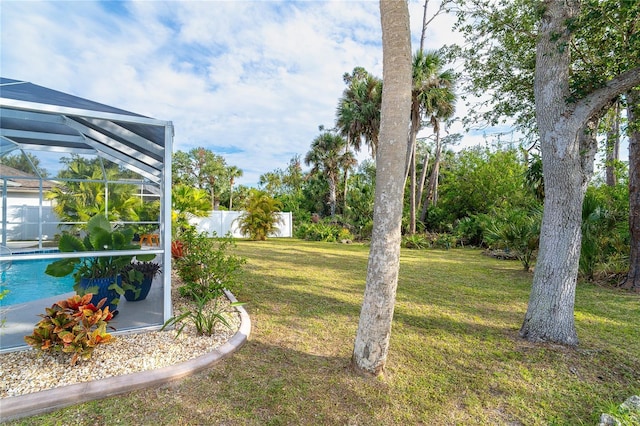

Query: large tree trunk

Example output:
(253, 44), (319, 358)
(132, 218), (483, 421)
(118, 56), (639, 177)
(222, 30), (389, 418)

(621, 88), (640, 292)
(520, 0), (640, 345)
(352, 0), (412, 376)
(520, 0), (589, 346)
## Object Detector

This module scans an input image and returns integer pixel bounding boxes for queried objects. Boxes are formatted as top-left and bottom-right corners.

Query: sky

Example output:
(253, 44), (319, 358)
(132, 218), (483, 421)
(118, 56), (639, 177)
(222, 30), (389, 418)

(0, 0), (503, 186)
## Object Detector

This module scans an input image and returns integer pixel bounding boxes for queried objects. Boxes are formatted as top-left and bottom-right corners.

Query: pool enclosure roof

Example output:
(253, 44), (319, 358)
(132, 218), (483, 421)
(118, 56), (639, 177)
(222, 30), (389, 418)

(0, 78), (175, 351)
(0, 77), (172, 184)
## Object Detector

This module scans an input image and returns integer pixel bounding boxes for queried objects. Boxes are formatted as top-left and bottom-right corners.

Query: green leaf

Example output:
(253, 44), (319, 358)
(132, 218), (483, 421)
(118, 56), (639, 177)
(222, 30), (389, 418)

(45, 258), (78, 277)
(58, 233), (86, 252)
(90, 228), (112, 251)
(135, 253), (156, 262)
(108, 282), (125, 296)
(86, 214), (111, 235)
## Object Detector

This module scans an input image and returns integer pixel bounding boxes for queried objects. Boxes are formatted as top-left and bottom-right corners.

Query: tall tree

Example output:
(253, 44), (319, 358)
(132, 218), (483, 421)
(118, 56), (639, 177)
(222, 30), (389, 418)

(336, 69), (382, 215)
(258, 171), (284, 197)
(304, 131), (356, 217)
(336, 67), (382, 214)
(453, 0), (640, 344)
(336, 68), (383, 159)
(196, 148), (227, 210)
(352, 0), (412, 376)
(226, 165), (243, 210)
(406, 3), (456, 234)
(172, 148), (227, 210)
(410, 51), (457, 229)
(258, 155), (307, 217)
(520, 0), (640, 345)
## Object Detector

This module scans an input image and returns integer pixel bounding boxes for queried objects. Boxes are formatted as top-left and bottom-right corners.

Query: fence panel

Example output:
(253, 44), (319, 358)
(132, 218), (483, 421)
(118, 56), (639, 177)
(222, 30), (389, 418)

(190, 211), (292, 238)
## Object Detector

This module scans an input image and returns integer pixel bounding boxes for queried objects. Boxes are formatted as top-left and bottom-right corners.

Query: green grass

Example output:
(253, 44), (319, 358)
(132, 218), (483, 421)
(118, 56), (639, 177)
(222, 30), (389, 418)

(12, 239), (640, 425)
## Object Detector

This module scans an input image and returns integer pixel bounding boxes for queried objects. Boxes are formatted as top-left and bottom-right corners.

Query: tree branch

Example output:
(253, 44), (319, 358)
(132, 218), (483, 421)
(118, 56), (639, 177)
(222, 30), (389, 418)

(571, 66), (640, 129)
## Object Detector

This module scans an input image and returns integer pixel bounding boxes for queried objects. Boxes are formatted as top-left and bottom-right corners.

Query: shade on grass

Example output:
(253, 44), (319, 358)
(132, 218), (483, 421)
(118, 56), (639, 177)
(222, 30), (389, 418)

(18, 239), (640, 425)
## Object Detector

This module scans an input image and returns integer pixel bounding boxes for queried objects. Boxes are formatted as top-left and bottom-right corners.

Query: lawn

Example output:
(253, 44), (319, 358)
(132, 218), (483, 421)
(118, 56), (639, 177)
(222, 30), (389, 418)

(12, 239), (639, 425)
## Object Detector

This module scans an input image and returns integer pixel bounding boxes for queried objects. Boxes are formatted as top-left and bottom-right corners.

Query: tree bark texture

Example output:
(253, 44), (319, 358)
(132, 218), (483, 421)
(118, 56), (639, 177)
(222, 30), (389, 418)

(328, 174), (337, 217)
(352, 0), (412, 376)
(521, 0), (640, 345)
(520, 0), (584, 346)
(622, 88), (640, 292)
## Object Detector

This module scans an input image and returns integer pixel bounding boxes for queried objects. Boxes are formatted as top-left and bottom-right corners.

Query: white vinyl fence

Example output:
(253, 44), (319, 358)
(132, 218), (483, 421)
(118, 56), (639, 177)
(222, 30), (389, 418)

(189, 211), (292, 238)
(0, 206), (292, 243)
(1, 205), (59, 242)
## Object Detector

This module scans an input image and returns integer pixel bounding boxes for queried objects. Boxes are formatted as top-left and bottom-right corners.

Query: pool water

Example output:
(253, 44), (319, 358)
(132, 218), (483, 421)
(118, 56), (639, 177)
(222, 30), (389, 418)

(0, 258), (75, 306)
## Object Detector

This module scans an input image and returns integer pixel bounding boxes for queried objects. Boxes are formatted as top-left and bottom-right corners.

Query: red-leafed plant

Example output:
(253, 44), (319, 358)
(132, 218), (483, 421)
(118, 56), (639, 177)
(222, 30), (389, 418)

(24, 293), (115, 365)
(171, 240), (185, 259)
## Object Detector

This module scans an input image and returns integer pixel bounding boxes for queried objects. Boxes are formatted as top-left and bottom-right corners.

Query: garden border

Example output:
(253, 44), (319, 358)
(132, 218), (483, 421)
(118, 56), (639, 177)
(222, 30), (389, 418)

(0, 290), (251, 422)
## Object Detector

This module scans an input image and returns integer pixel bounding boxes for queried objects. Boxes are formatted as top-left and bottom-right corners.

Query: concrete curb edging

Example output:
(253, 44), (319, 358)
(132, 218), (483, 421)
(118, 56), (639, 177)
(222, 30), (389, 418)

(0, 290), (251, 422)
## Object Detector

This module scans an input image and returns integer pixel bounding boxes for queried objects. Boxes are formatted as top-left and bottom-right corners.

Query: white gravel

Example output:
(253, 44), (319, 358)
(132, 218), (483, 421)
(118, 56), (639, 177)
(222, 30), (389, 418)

(0, 294), (241, 398)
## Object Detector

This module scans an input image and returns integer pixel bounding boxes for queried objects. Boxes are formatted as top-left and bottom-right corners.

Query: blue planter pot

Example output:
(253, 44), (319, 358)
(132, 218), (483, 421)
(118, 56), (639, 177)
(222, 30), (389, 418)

(78, 276), (122, 313)
(124, 275), (153, 302)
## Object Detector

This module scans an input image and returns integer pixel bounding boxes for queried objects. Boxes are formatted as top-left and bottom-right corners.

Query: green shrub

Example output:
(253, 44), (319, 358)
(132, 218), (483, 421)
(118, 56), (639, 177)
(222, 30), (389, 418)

(579, 187), (629, 281)
(402, 234), (430, 249)
(338, 227), (353, 241)
(174, 229), (246, 301)
(485, 208), (541, 271)
(453, 214), (493, 247)
(238, 190), (282, 240)
(295, 221), (353, 242)
(433, 233), (458, 250)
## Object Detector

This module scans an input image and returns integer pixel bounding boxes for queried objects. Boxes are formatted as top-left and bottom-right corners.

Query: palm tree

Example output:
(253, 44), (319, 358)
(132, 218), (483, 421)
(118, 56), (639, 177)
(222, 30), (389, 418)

(352, 0), (412, 376)
(46, 155), (138, 229)
(171, 184), (211, 231)
(336, 68), (382, 159)
(336, 70), (382, 214)
(304, 131), (356, 217)
(226, 166), (243, 210)
(258, 171), (283, 197)
(237, 190), (282, 240)
(407, 50), (456, 230)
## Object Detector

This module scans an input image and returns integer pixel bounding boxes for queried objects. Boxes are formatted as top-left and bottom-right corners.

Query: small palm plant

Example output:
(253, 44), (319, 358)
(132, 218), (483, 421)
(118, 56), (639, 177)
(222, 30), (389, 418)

(237, 190), (282, 240)
(485, 208), (542, 272)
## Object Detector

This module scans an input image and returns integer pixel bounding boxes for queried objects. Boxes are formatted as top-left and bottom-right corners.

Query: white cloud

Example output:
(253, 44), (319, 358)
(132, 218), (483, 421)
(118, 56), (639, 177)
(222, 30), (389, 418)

(1, 0), (488, 186)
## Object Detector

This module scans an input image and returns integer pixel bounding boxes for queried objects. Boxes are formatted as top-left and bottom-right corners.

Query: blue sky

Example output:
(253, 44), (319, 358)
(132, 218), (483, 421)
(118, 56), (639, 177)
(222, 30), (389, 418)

(1, 0), (494, 186)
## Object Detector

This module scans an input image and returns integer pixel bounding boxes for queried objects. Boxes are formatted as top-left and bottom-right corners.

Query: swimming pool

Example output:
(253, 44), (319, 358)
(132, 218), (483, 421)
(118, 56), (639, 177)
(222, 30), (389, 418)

(0, 257), (75, 306)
